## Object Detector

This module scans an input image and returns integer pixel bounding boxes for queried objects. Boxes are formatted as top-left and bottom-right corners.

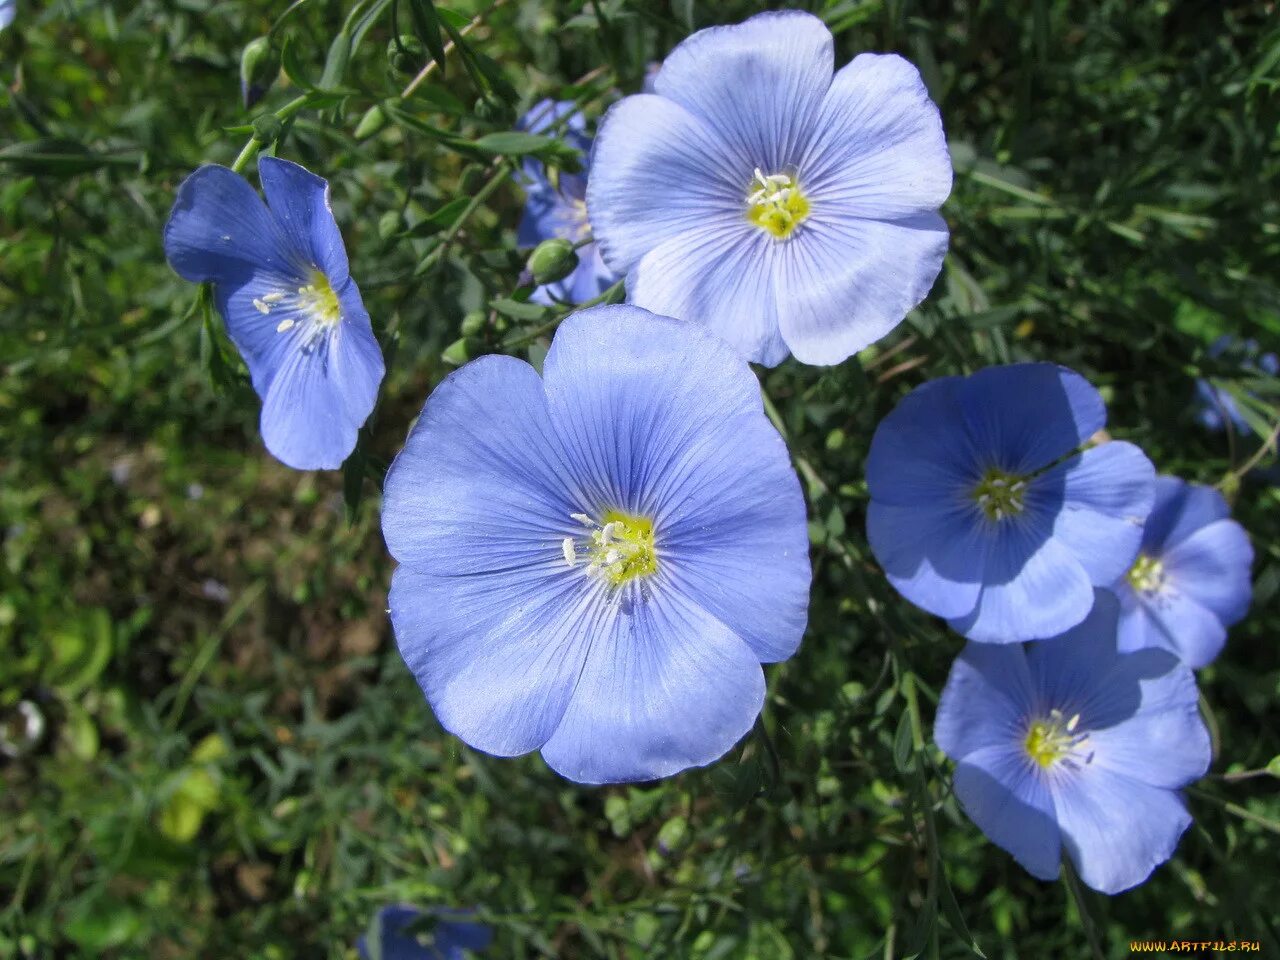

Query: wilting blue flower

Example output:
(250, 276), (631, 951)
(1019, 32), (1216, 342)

(1193, 336), (1278, 433)
(866, 363), (1155, 643)
(935, 591), (1210, 894)
(358, 906), (492, 960)
(381, 304), (810, 784)
(587, 11), (951, 366)
(0, 0), (15, 31)
(516, 99), (618, 305)
(163, 157), (384, 470)
(1111, 476), (1252, 668)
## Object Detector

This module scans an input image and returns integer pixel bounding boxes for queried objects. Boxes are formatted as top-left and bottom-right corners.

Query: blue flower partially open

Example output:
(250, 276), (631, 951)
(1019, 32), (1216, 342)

(1112, 476), (1253, 668)
(381, 305), (811, 784)
(935, 592), (1211, 895)
(587, 11), (952, 366)
(515, 99), (619, 305)
(163, 157), (385, 470)
(866, 363), (1155, 643)
(358, 905), (492, 960)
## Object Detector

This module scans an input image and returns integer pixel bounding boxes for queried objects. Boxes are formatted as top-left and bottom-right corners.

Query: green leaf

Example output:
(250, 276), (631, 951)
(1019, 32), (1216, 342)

(471, 131), (558, 156)
(65, 896), (143, 951)
(46, 609), (113, 696)
(489, 297), (552, 322)
(892, 707), (916, 773)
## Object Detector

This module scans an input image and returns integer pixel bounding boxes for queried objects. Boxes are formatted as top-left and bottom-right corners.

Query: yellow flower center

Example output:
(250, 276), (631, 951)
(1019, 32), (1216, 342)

(745, 168), (810, 240)
(251, 269), (343, 337)
(972, 468), (1029, 522)
(1024, 709), (1092, 770)
(562, 510), (658, 587)
(1127, 553), (1165, 594)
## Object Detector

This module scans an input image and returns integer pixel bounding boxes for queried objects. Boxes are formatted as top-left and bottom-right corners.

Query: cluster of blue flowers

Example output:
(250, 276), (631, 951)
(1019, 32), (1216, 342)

(159, 8), (1261, 923)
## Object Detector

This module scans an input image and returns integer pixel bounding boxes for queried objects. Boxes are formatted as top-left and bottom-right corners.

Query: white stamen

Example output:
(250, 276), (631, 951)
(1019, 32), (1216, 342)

(276, 318), (296, 333)
(571, 512), (594, 527)
(600, 521), (624, 545)
(562, 538), (577, 567)
(263, 292), (286, 304)
(253, 298), (271, 315)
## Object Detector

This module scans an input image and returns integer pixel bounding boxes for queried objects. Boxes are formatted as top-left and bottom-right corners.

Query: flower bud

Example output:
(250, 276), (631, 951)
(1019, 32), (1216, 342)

(240, 37), (280, 110)
(354, 103), (388, 141)
(460, 311), (486, 336)
(387, 35), (427, 77)
(442, 337), (482, 367)
(251, 114), (283, 144)
(526, 238), (579, 286)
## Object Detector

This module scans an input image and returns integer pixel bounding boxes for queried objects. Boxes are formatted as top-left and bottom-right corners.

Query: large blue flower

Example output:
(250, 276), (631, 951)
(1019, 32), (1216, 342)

(0, 0), (16, 31)
(586, 11), (951, 366)
(516, 99), (619, 305)
(866, 363), (1155, 643)
(1111, 476), (1253, 668)
(163, 157), (385, 470)
(381, 304), (810, 784)
(357, 906), (492, 960)
(935, 591), (1211, 894)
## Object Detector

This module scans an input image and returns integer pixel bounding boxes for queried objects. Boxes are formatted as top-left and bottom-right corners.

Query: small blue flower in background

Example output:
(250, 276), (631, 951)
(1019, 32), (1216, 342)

(516, 99), (618, 305)
(1110, 476), (1252, 668)
(935, 591), (1210, 894)
(1193, 335), (1278, 433)
(358, 906), (492, 960)
(381, 304), (810, 784)
(163, 157), (385, 470)
(866, 363), (1155, 643)
(0, 0), (15, 31)
(587, 10), (951, 366)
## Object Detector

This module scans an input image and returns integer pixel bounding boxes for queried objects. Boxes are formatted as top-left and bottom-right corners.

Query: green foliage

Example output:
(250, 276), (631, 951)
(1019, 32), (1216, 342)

(2, 1), (1278, 957)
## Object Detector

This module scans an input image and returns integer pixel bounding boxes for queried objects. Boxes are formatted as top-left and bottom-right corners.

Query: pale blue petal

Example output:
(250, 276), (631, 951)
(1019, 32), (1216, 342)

(626, 220), (790, 366)
(1163, 519), (1253, 625)
(1121, 588), (1228, 669)
(258, 156), (351, 283)
(1046, 442), (1154, 586)
(1144, 476), (1230, 552)
(388, 566), (597, 759)
(163, 164), (294, 284)
(1053, 767), (1193, 894)
(949, 516), (1093, 643)
(587, 93), (743, 271)
(652, 10), (833, 171)
(958, 364), (1105, 475)
(541, 305), (809, 661)
(775, 212), (948, 366)
(1024, 591), (1127, 708)
(864, 376), (977, 505)
(935, 642), (1037, 761)
(952, 744), (1062, 882)
(381, 355), (582, 574)
(801, 53), (952, 220)
(866, 499), (987, 620)
(538, 585), (766, 784)
(214, 274), (321, 396)
(0, 0), (15, 31)
(257, 293), (384, 470)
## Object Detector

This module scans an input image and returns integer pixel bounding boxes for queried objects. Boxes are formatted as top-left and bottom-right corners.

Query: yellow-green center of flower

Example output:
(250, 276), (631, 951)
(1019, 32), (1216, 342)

(746, 168), (810, 240)
(1127, 553), (1165, 594)
(562, 510), (658, 587)
(1024, 709), (1092, 770)
(252, 269), (343, 336)
(972, 468), (1029, 521)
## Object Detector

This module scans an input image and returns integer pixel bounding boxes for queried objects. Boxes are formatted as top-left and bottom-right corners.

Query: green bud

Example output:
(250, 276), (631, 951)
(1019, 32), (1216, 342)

(526, 238), (579, 285)
(377, 210), (402, 241)
(240, 37), (280, 109)
(354, 103), (388, 141)
(460, 311), (486, 336)
(251, 114), (283, 144)
(442, 337), (481, 367)
(387, 35), (427, 77)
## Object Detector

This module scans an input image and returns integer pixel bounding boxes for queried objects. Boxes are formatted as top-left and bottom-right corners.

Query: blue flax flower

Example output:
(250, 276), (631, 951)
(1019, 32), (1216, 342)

(516, 99), (619, 305)
(0, 0), (15, 31)
(163, 157), (385, 470)
(1193, 336), (1278, 433)
(866, 363), (1155, 643)
(381, 304), (810, 784)
(587, 10), (951, 366)
(1111, 476), (1252, 668)
(358, 906), (492, 960)
(935, 592), (1210, 894)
